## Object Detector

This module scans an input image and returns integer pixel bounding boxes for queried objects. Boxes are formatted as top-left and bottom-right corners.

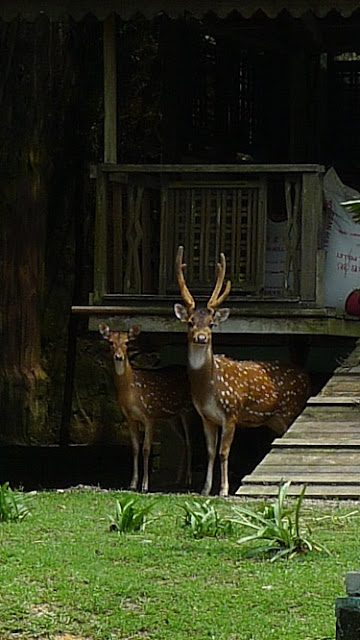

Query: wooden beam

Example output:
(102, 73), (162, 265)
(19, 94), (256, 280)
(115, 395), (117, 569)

(103, 15), (117, 164)
(96, 163), (326, 174)
(93, 167), (108, 303)
(301, 172), (323, 301)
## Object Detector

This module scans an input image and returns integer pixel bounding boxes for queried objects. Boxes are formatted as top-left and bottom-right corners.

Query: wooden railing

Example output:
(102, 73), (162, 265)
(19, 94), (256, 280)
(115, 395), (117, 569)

(91, 164), (325, 305)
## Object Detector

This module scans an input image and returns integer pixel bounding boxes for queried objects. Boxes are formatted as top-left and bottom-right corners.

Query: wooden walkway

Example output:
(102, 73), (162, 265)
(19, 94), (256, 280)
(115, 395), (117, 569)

(236, 340), (360, 498)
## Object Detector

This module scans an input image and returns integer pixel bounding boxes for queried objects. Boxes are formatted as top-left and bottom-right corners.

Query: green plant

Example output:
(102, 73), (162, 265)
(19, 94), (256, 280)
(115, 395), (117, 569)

(0, 489), (357, 640)
(231, 481), (330, 561)
(179, 498), (234, 539)
(0, 482), (32, 522)
(108, 494), (157, 534)
(341, 199), (360, 222)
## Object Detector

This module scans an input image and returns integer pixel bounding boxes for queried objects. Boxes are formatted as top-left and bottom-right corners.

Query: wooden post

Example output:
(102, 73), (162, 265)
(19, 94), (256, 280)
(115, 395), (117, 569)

(112, 182), (123, 292)
(300, 171), (323, 301)
(103, 15), (117, 164)
(93, 166), (108, 303)
(91, 16), (117, 303)
(336, 572), (360, 639)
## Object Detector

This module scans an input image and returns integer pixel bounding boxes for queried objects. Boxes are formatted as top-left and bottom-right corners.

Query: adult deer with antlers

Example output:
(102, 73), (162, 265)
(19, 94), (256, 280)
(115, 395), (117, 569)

(99, 323), (193, 492)
(174, 246), (309, 497)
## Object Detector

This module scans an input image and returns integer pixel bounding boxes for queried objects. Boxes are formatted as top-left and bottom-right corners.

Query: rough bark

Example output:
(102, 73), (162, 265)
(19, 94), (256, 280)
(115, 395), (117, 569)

(0, 18), (50, 443)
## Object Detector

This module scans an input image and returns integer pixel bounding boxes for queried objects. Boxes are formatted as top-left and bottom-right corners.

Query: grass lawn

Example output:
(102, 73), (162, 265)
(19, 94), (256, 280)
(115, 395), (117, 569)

(0, 488), (358, 640)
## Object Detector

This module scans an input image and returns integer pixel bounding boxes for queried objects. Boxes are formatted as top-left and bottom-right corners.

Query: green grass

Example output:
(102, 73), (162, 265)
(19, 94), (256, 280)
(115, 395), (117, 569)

(0, 488), (358, 639)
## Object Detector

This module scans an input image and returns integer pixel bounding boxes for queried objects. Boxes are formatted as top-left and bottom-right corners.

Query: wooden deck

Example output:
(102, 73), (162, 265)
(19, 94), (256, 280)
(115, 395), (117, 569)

(80, 299), (360, 337)
(236, 339), (360, 498)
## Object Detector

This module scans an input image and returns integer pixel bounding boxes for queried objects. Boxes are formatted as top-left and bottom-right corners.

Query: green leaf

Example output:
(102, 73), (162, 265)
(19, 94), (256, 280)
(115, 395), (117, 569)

(231, 481), (330, 561)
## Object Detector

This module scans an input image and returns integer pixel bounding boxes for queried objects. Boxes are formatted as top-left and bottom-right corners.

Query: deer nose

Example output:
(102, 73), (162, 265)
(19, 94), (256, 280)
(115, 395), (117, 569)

(114, 353), (124, 361)
(194, 332), (208, 344)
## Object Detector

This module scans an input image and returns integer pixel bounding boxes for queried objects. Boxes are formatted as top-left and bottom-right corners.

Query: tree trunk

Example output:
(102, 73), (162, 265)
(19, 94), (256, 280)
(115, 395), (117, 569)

(0, 19), (50, 444)
(0, 163), (50, 444)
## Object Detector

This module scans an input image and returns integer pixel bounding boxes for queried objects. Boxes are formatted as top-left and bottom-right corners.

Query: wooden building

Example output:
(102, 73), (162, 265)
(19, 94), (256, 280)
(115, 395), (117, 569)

(3, 1), (359, 339)
(2, 1), (360, 491)
(60, 2), (360, 342)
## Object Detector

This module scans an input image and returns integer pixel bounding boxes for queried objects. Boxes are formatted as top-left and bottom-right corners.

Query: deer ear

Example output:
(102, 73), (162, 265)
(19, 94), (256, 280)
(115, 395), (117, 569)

(174, 303), (189, 322)
(214, 308), (230, 324)
(99, 322), (110, 338)
(129, 325), (141, 339)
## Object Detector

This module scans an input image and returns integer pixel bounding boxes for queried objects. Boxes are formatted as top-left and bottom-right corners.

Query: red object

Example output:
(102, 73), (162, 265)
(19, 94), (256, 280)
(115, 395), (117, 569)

(345, 289), (360, 316)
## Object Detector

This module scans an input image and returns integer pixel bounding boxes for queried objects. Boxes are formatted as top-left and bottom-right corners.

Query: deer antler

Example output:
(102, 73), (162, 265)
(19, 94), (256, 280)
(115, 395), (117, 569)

(207, 253), (231, 310)
(175, 246), (195, 313)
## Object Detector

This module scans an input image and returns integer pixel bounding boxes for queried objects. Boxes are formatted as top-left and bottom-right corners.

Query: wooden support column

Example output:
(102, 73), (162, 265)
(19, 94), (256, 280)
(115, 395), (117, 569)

(336, 572), (360, 639)
(91, 16), (117, 303)
(93, 166), (108, 303)
(300, 172), (323, 301)
(103, 15), (117, 163)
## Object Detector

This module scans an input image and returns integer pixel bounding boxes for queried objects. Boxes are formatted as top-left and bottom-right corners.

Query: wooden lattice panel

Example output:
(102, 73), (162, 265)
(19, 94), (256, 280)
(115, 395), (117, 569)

(159, 179), (267, 294)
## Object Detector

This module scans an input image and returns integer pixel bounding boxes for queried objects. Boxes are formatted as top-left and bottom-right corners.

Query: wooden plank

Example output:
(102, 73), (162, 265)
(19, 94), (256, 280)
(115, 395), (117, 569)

(255, 451), (360, 465)
(287, 430), (360, 438)
(103, 16), (117, 164)
(321, 382), (360, 393)
(141, 190), (152, 293)
(93, 167), (108, 303)
(286, 435), (360, 442)
(255, 177), (267, 293)
(236, 484), (360, 497)
(300, 172), (323, 301)
(321, 374), (360, 382)
(99, 164), (326, 174)
(288, 421), (360, 431)
(307, 396), (360, 405)
(246, 465), (360, 475)
(242, 473), (360, 487)
(272, 438), (360, 447)
(297, 408), (360, 421)
(112, 183), (123, 292)
(285, 434), (360, 441)
(158, 179), (169, 295)
(284, 175), (301, 295)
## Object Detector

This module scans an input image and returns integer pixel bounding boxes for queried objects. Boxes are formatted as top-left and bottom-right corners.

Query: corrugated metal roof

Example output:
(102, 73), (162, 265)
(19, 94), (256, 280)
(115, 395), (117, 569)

(1, 1), (359, 21)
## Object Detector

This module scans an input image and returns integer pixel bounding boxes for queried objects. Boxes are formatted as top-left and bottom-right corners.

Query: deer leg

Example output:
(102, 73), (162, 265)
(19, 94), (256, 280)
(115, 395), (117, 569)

(267, 414), (288, 435)
(141, 420), (154, 493)
(201, 420), (218, 496)
(219, 421), (236, 497)
(127, 420), (140, 491)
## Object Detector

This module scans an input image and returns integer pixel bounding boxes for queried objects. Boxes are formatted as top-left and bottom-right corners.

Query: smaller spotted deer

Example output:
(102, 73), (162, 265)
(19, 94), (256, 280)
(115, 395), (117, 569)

(174, 246), (310, 497)
(99, 323), (193, 492)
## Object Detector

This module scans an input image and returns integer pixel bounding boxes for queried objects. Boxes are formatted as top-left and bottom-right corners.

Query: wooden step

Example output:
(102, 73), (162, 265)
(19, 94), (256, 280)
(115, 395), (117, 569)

(321, 380), (360, 394)
(307, 396), (360, 405)
(286, 421), (360, 432)
(286, 431), (360, 439)
(241, 473), (360, 484)
(272, 438), (360, 448)
(235, 484), (360, 498)
(235, 344), (360, 499)
(254, 464), (360, 474)
(253, 450), (360, 465)
(296, 407), (360, 422)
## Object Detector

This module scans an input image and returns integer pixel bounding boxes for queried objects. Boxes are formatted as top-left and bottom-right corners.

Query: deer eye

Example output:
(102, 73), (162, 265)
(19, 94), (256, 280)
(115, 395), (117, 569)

(108, 340), (114, 346)
(188, 319), (194, 328)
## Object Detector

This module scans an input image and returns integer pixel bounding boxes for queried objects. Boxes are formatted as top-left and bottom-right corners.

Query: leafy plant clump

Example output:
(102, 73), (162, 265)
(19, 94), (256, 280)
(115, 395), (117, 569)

(108, 494), (157, 534)
(341, 199), (360, 222)
(0, 482), (32, 522)
(179, 498), (234, 539)
(231, 481), (330, 561)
